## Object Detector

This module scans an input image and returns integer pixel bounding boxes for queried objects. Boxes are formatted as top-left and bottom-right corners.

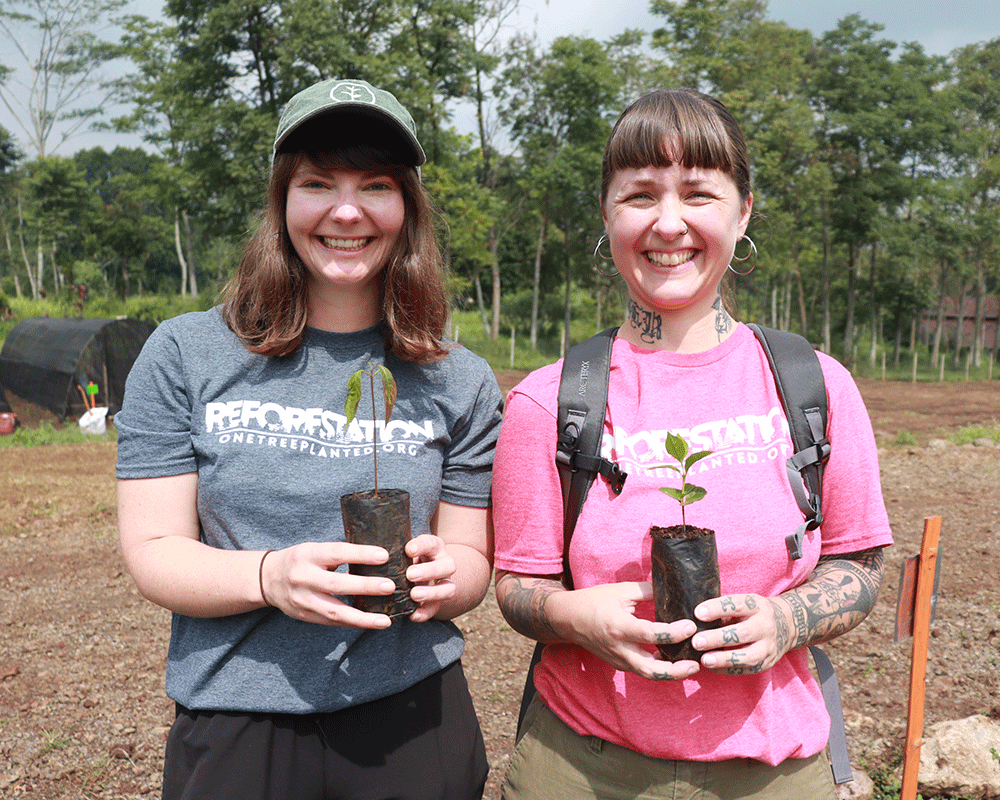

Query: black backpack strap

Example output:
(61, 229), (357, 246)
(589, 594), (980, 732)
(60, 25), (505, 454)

(809, 646), (853, 784)
(555, 326), (627, 589)
(747, 324), (830, 561)
(749, 326), (850, 784)
(517, 327), (627, 735)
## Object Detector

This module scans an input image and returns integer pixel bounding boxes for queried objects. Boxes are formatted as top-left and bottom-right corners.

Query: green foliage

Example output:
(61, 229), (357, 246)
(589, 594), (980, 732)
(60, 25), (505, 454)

(892, 431), (917, 446)
(651, 433), (713, 530)
(950, 424), (1000, 445)
(344, 365), (397, 427)
(0, 293), (212, 349)
(0, 4), (995, 374)
(0, 421), (118, 449)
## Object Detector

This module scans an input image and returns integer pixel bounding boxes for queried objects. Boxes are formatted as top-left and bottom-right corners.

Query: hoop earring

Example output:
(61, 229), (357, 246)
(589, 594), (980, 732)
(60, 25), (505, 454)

(593, 234), (619, 278)
(728, 235), (757, 276)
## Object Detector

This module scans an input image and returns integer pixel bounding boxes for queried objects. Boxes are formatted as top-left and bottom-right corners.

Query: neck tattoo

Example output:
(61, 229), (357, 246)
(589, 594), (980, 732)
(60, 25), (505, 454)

(713, 295), (734, 341)
(627, 298), (662, 344)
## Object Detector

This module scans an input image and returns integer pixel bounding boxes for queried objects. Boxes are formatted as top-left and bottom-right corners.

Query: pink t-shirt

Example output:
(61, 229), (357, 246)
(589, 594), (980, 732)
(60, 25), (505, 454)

(492, 324), (893, 765)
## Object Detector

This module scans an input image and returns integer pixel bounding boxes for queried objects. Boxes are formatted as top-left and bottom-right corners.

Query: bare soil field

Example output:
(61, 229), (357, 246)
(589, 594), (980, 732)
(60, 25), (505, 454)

(1, 376), (998, 799)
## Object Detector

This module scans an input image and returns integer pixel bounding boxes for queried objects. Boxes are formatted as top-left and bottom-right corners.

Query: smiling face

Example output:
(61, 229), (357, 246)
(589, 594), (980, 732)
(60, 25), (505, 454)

(285, 160), (406, 327)
(599, 89), (754, 351)
(602, 156), (751, 335)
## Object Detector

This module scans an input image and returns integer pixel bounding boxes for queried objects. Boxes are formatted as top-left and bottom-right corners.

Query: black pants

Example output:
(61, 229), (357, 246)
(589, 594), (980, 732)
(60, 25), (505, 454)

(162, 660), (488, 800)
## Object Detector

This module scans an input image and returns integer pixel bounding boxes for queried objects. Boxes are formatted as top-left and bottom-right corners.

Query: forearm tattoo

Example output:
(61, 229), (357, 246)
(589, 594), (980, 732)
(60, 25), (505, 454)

(627, 298), (662, 344)
(713, 295), (734, 341)
(494, 570), (564, 643)
(782, 548), (884, 649)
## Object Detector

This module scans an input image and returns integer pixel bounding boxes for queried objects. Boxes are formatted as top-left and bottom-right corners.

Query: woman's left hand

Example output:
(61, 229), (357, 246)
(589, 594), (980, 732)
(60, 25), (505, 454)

(404, 534), (458, 622)
(689, 547), (885, 675)
(687, 593), (793, 675)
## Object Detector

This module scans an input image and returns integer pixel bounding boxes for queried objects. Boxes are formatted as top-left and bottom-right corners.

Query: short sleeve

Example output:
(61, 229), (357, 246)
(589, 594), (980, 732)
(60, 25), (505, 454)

(438, 359), (504, 508)
(816, 355), (894, 555)
(115, 320), (197, 479)
(492, 380), (566, 575)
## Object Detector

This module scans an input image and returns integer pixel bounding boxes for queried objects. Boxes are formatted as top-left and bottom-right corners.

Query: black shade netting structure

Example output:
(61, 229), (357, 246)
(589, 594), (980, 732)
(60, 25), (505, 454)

(0, 381), (11, 413)
(0, 317), (155, 420)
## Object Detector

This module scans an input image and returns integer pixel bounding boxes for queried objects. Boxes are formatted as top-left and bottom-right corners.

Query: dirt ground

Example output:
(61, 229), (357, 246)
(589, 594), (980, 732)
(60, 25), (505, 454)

(0, 375), (998, 799)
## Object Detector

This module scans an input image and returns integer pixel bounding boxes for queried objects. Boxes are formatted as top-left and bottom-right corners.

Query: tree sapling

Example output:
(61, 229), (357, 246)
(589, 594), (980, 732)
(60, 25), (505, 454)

(344, 363), (397, 496)
(648, 432), (721, 660)
(653, 432), (713, 531)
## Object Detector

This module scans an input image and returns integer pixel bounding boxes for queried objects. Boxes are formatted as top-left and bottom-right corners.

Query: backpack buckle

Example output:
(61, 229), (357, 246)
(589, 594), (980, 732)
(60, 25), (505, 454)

(605, 461), (627, 495)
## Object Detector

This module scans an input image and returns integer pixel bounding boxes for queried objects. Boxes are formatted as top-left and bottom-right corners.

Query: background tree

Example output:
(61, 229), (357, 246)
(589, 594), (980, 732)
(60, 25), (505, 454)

(0, 0), (127, 157)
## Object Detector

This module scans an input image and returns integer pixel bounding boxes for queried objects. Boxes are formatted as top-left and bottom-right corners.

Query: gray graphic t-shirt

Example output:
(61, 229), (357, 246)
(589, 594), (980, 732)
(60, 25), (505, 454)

(116, 309), (503, 713)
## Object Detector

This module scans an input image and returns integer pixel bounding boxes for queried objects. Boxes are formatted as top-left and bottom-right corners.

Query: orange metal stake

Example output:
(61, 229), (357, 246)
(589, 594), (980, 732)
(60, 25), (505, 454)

(900, 516), (942, 800)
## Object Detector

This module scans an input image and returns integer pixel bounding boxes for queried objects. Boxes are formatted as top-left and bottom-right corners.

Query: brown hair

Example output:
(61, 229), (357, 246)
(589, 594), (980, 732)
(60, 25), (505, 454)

(600, 88), (751, 313)
(601, 88), (750, 206)
(221, 122), (448, 363)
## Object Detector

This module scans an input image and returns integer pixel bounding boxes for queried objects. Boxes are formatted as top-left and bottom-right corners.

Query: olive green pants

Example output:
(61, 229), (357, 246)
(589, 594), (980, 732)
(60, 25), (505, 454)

(502, 697), (839, 800)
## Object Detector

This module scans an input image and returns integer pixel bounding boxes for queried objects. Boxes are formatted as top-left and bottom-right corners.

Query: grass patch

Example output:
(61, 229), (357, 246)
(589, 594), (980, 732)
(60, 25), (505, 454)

(949, 423), (1000, 445)
(33, 729), (75, 761)
(0, 420), (118, 448)
(892, 431), (917, 446)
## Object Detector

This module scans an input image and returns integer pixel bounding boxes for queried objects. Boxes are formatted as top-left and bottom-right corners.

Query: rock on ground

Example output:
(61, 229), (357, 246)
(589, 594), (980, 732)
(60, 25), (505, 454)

(918, 715), (1000, 798)
(836, 766), (875, 800)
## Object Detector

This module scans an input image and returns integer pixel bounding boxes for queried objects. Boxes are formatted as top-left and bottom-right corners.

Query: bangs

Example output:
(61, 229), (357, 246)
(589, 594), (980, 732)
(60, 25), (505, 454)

(298, 145), (406, 178)
(601, 89), (749, 204)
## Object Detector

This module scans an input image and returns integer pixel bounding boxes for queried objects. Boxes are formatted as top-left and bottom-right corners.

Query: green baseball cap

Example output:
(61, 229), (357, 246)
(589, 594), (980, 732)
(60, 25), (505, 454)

(273, 78), (425, 166)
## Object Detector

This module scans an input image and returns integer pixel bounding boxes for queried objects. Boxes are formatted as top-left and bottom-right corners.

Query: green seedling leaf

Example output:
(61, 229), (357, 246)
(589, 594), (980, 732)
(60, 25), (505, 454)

(376, 364), (397, 423)
(685, 450), (713, 470)
(660, 487), (685, 502)
(344, 371), (363, 425)
(682, 485), (707, 504)
(664, 432), (688, 462)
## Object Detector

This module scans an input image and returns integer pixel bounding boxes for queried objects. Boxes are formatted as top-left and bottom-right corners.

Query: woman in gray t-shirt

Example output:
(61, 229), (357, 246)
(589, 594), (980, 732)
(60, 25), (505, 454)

(116, 78), (502, 800)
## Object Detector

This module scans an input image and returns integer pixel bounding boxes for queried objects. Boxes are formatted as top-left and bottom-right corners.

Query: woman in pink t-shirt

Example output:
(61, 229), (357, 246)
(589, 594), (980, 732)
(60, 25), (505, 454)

(492, 89), (892, 799)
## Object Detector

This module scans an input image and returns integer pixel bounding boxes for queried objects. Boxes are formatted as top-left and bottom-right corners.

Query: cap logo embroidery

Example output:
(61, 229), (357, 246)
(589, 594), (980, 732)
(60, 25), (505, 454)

(330, 81), (377, 106)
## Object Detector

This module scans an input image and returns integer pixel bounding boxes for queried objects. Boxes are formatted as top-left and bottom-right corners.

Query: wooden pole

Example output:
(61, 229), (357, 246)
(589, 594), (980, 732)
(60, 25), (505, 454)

(900, 516), (942, 800)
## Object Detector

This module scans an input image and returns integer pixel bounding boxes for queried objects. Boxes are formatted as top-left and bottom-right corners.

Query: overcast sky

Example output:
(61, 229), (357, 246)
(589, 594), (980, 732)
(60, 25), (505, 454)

(514, 0), (997, 55)
(3, 0), (998, 155)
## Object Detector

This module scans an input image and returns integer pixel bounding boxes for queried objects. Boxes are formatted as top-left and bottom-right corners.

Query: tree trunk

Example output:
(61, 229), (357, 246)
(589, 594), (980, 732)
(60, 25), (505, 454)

(16, 196), (37, 299)
(36, 238), (44, 299)
(184, 209), (198, 296)
(973, 256), (985, 367)
(843, 242), (857, 367)
(489, 227), (501, 341)
(174, 210), (188, 297)
(782, 274), (792, 331)
(821, 198), (831, 354)
(530, 202), (548, 350)
(472, 268), (490, 336)
(563, 220), (572, 352)
(931, 260), (947, 368)
(869, 245), (878, 368)
(1, 212), (24, 297)
(953, 277), (966, 368)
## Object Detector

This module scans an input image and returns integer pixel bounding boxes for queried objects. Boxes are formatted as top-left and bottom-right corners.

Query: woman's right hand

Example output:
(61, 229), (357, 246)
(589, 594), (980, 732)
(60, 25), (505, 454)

(494, 571), (699, 681)
(260, 542), (397, 629)
(551, 581), (700, 680)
